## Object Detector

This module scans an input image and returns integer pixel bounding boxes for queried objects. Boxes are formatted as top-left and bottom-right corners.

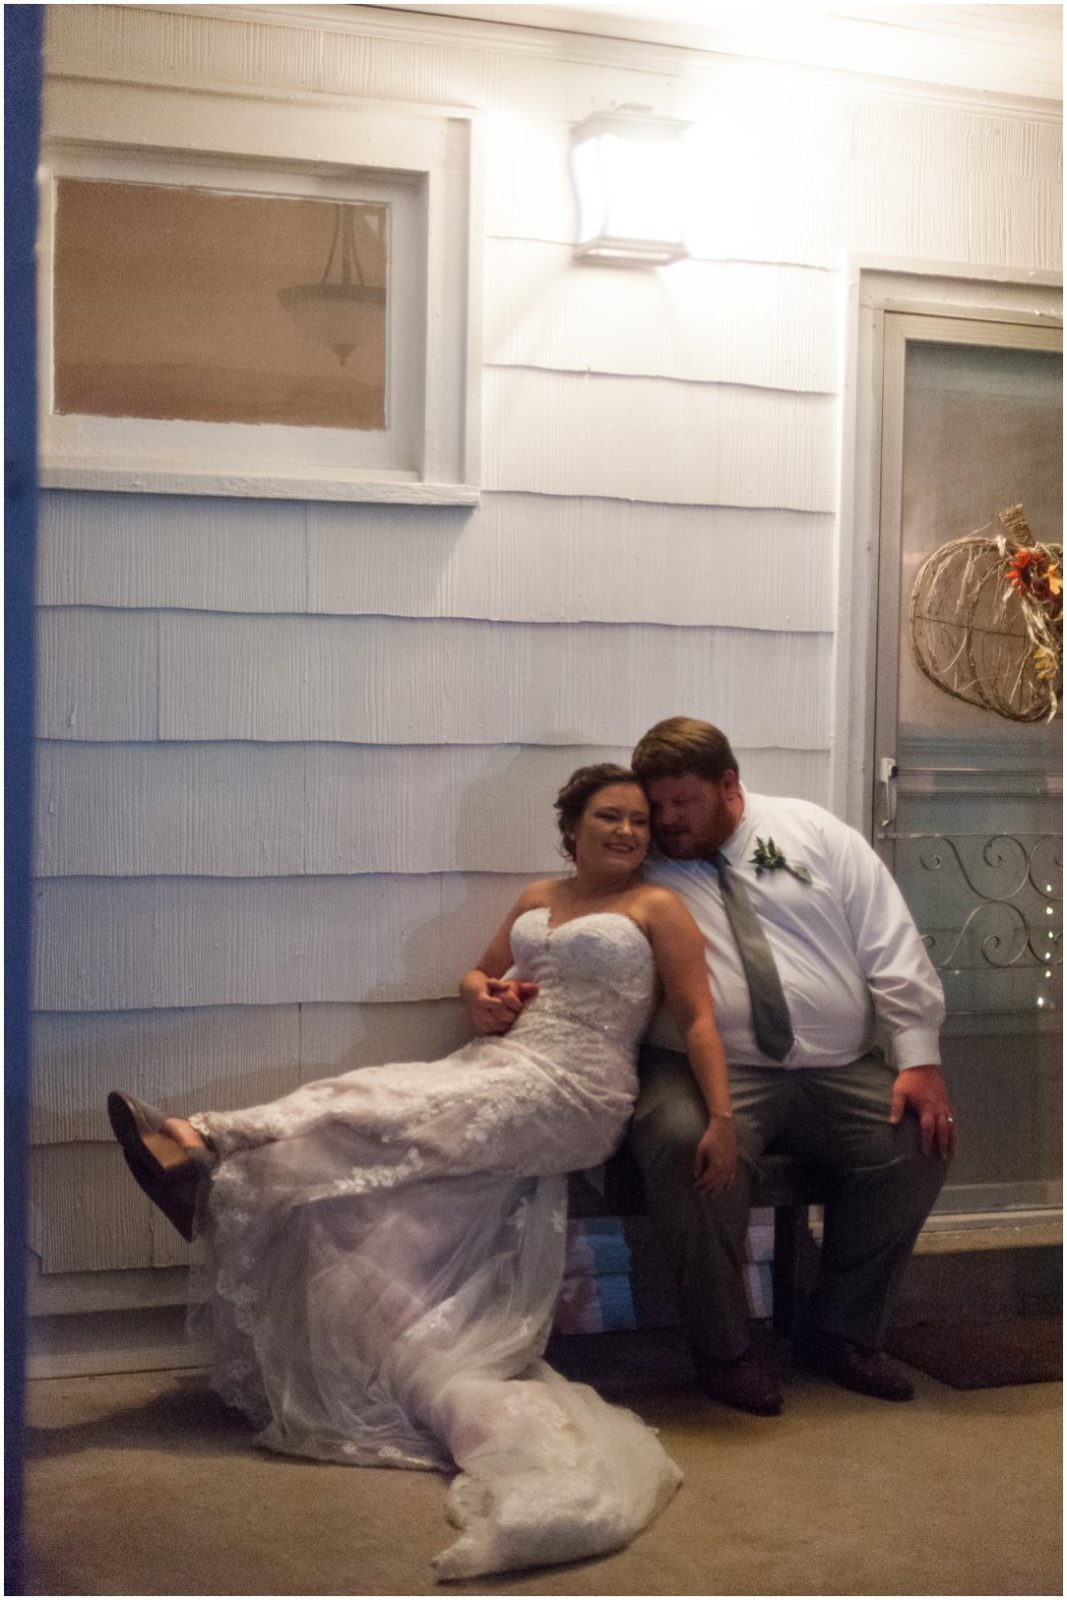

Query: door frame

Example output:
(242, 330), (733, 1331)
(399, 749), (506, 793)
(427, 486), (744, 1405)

(832, 256), (1062, 837)
(837, 260), (1062, 1219)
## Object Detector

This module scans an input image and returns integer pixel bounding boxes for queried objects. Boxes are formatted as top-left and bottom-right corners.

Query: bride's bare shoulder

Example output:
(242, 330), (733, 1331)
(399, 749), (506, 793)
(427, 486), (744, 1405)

(514, 878), (562, 911)
(631, 883), (683, 911)
(628, 884), (695, 930)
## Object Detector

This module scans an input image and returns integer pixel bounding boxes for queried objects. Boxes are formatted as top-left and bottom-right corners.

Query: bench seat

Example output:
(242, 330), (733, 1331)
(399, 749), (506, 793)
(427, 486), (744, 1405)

(568, 1142), (830, 1335)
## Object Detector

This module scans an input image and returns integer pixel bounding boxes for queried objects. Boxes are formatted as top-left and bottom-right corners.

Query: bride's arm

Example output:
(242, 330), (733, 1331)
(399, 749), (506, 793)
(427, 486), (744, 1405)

(460, 881), (549, 1036)
(640, 888), (737, 1194)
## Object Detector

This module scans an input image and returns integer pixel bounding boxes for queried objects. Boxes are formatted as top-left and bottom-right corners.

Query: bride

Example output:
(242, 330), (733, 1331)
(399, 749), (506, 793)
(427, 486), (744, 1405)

(108, 764), (736, 1580)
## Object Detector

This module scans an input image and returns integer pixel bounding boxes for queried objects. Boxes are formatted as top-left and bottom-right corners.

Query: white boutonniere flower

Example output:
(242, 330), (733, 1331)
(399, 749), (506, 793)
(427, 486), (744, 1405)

(750, 836), (812, 883)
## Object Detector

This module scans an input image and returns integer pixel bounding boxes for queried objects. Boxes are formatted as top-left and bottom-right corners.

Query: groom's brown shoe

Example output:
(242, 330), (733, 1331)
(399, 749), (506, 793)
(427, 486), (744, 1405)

(796, 1331), (914, 1402)
(696, 1354), (783, 1416)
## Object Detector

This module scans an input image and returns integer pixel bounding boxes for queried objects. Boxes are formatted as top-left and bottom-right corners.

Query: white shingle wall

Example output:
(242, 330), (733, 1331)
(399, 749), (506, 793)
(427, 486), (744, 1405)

(33, 5), (1061, 1278)
(34, 742), (832, 878)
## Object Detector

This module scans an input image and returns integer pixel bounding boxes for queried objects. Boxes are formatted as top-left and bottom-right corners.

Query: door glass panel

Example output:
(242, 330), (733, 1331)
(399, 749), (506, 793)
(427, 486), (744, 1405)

(898, 342), (1061, 755)
(884, 329), (1062, 1212)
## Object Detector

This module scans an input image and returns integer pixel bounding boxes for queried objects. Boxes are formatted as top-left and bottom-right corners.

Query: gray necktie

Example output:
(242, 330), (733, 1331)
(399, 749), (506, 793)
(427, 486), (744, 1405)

(711, 851), (794, 1062)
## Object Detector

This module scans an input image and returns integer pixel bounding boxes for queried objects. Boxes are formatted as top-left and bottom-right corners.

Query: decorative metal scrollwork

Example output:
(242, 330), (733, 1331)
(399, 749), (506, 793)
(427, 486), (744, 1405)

(921, 901), (1061, 970)
(912, 831), (1062, 972)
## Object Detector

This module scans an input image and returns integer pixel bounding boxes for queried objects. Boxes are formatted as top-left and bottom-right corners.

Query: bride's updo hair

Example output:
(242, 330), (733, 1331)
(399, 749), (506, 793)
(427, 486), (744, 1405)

(554, 763), (641, 862)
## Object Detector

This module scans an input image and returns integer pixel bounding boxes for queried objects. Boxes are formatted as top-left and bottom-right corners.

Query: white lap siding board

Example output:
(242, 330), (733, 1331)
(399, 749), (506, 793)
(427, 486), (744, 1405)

(41, 493), (834, 628)
(32, 4), (1061, 1292)
(34, 875), (536, 1013)
(36, 743), (832, 878)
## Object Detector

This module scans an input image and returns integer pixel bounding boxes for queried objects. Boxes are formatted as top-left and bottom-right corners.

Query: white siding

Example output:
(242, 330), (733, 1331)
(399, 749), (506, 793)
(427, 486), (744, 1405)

(31, 1006), (302, 1144)
(306, 499), (833, 628)
(37, 742), (831, 877)
(484, 246), (839, 392)
(43, 6), (686, 123)
(32, 999), (470, 1144)
(41, 491), (833, 630)
(155, 615), (830, 746)
(38, 493), (307, 613)
(34, 874), (532, 1012)
(31, 1144), (151, 1274)
(31, 998), (470, 1273)
(37, 610), (158, 741)
(844, 99), (1060, 179)
(483, 372), (835, 508)
(34, 3), (1061, 1288)
(36, 742), (307, 877)
(297, 999), (473, 1084)
(847, 167), (1061, 269)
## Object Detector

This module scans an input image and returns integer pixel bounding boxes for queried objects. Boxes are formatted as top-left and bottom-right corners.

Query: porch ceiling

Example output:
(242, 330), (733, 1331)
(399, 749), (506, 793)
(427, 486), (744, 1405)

(382, 3), (1063, 101)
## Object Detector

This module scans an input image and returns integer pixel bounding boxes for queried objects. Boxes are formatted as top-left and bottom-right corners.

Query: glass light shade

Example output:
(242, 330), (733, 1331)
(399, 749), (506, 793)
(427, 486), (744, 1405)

(277, 203), (387, 368)
(571, 109), (691, 265)
(277, 282), (386, 367)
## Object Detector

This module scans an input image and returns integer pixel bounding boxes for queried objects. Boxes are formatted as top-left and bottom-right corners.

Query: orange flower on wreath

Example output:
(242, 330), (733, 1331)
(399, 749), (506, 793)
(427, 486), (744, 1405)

(1006, 546), (1060, 608)
(1006, 547), (1035, 594)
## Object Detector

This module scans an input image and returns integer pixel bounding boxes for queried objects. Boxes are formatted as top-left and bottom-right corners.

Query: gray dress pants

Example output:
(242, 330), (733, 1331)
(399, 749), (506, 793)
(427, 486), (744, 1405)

(629, 1046), (949, 1364)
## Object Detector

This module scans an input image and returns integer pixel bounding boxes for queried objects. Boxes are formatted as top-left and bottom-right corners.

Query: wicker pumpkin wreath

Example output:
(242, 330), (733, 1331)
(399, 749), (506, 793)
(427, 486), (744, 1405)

(909, 506), (1063, 723)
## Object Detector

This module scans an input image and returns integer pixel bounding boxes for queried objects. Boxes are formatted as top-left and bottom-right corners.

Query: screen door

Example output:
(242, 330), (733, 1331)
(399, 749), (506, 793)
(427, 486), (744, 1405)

(873, 312), (1062, 1213)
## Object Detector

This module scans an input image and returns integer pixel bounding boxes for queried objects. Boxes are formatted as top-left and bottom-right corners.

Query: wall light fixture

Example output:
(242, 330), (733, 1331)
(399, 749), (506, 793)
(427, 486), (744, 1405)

(571, 106), (691, 266)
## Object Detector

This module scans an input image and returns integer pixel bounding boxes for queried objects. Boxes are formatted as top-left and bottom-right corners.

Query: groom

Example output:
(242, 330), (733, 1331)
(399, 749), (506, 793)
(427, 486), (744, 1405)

(628, 716), (954, 1414)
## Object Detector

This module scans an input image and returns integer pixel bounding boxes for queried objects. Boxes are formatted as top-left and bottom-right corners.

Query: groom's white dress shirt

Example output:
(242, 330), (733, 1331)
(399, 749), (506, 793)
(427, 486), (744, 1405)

(645, 791), (944, 1071)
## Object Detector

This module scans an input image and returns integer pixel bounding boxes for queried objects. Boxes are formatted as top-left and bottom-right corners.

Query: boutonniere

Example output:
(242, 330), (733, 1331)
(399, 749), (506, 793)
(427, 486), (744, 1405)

(751, 836), (812, 883)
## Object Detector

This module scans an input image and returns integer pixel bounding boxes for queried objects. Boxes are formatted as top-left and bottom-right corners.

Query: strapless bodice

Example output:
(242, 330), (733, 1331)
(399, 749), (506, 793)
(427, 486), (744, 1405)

(505, 907), (657, 1059)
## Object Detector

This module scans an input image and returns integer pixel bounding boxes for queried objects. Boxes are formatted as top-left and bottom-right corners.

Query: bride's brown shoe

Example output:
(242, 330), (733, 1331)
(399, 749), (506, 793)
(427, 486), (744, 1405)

(107, 1092), (216, 1242)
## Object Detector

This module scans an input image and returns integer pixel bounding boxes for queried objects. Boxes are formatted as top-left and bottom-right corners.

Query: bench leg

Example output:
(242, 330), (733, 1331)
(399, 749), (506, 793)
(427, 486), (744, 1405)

(772, 1204), (806, 1337)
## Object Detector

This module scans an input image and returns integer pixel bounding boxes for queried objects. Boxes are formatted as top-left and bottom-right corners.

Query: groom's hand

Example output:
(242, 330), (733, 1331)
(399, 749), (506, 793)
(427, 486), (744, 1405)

(693, 1116), (738, 1194)
(467, 977), (538, 1036)
(890, 1064), (956, 1158)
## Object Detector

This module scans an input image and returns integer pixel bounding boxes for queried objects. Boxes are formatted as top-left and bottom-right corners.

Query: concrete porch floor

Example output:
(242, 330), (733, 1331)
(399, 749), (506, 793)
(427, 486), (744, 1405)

(22, 1330), (1061, 1597)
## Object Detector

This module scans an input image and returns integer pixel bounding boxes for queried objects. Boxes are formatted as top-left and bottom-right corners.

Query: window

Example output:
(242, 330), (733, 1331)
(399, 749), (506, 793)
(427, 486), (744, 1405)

(39, 82), (481, 502)
(54, 181), (390, 432)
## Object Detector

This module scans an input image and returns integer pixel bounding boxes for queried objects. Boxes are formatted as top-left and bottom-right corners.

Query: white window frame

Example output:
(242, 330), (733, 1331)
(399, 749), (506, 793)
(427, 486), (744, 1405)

(38, 78), (482, 503)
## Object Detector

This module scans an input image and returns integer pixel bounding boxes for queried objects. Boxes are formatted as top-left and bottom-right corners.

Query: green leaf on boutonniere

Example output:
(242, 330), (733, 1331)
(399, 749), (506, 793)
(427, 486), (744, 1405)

(751, 836), (812, 883)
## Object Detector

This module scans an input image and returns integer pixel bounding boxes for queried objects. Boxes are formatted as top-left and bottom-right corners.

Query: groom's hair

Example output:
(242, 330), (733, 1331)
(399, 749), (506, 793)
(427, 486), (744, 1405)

(631, 718), (740, 784)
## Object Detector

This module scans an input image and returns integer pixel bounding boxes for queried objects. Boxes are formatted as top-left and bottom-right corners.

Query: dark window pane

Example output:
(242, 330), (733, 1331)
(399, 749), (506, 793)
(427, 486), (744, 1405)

(54, 180), (388, 430)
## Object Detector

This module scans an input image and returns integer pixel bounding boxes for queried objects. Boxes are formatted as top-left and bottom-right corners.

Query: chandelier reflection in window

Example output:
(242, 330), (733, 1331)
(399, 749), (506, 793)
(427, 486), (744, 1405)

(278, 203), (386, 367)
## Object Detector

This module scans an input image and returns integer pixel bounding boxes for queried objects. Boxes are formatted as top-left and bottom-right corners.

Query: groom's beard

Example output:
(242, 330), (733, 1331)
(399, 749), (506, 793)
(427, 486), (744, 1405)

(653, 832), (701, 859)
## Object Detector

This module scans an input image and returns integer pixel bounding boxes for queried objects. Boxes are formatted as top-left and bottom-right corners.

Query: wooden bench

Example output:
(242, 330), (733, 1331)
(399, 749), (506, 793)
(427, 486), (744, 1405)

(569, 1141), (830, 1336)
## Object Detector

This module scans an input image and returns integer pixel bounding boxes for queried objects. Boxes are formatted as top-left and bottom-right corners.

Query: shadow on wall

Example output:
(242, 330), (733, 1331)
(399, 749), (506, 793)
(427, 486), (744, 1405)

(309, 738), (637, 1075)
(365, 734), (633, 1006)
(451, 737), (635, 874)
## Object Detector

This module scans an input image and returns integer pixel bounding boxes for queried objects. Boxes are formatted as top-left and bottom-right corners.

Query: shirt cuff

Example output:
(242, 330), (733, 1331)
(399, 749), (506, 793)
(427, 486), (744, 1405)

(890, 1029), (941, 1072)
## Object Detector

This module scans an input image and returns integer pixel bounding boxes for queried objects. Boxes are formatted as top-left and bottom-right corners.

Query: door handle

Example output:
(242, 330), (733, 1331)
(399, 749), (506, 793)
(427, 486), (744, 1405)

(879, 756), (898, 829)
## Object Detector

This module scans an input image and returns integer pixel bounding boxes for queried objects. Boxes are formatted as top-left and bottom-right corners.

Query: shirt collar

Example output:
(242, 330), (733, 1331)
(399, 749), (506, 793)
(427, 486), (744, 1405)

(717, 784), (760, 869)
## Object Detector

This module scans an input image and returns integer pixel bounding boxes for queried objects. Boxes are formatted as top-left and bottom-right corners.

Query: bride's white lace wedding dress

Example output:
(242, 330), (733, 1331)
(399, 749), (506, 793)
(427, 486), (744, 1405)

(188, 907), (682, 1579)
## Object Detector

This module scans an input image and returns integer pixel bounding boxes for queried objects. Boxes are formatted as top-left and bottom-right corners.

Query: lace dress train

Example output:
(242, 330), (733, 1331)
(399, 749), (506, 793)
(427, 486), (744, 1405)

(189, 910), (682, 1579)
